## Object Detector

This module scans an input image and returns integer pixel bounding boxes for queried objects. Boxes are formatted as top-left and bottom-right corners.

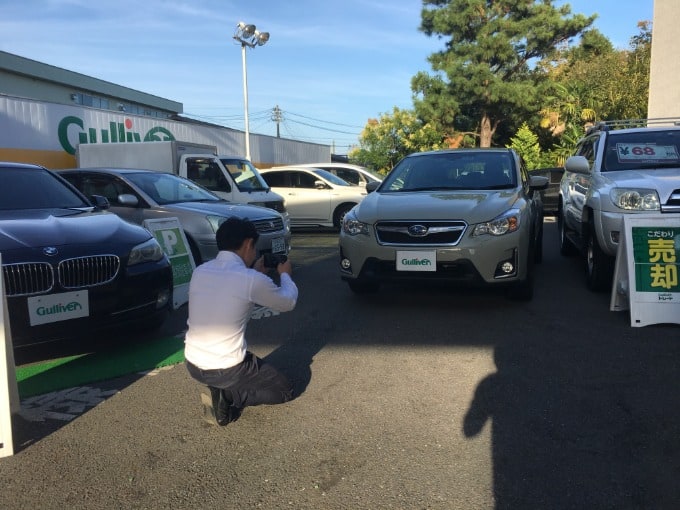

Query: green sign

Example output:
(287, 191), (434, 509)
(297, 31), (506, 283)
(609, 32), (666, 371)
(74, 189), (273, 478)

(632, 226), (680, 293)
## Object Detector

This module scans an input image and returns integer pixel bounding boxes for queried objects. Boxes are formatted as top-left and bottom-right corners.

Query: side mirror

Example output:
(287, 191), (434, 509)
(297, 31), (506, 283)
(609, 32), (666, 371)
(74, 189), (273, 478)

(90, 194), (110, 210)
(565, 156), (591, 174)
(528, 175), (549, 191)
(314, 180), (328, 189)
(365, 181), (380, 193)
(118, 193), (139, 206)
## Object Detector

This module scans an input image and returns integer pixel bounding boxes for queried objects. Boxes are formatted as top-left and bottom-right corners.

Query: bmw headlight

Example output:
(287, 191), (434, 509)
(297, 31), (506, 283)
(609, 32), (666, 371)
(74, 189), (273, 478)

(342, 210), (369, 236)
(472, 209), (521, 236)
(610, 188), (660, 211)
(128, 238), (165, 266)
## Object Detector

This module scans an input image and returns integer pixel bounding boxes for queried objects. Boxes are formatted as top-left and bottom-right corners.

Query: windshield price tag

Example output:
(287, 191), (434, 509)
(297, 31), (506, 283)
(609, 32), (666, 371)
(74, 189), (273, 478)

(616, 143), (679, 163)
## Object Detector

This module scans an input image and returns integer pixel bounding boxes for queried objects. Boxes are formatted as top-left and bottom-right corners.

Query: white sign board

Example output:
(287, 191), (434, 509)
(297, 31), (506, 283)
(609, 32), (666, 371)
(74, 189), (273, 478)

(610, 214), (680, 327)
(143, 218), (195, 309)
(1, 254), (20, 458)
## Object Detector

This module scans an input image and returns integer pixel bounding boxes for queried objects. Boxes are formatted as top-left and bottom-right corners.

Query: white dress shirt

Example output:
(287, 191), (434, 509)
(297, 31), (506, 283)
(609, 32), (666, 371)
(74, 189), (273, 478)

(184, 251), (298, 370)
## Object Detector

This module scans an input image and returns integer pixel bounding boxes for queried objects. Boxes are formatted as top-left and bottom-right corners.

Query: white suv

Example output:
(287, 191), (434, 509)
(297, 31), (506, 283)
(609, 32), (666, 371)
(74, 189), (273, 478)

(559, 121), (680, 291)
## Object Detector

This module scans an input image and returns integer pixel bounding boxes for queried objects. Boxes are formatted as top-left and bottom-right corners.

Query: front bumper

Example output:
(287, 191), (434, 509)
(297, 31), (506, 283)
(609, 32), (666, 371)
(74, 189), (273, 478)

(339, 228), (529, 287)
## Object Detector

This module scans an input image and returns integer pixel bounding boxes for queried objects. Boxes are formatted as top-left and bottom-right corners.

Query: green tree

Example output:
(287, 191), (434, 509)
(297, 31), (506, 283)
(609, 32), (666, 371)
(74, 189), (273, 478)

(350, 107), (445, 173)
(413, 0), (595, 147)
(507, 123), (542, 170)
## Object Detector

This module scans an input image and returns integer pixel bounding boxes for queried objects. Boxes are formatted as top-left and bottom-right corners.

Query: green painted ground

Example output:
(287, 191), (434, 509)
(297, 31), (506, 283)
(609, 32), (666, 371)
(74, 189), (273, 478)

(15, 335), (186, 398)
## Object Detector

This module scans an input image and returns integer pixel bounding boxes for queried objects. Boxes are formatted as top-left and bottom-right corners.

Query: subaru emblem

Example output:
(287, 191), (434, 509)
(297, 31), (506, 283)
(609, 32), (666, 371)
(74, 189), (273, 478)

(43, 246), (58, 256)
(408, 224), (429, 237)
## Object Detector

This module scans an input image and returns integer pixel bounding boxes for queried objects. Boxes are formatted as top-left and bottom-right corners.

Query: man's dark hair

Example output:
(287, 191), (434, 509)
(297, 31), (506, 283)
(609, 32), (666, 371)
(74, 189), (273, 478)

(216, 217), (259, 251)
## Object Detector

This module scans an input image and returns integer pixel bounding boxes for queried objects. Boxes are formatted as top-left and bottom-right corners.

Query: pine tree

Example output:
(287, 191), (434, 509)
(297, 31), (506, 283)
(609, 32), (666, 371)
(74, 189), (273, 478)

(412, 0), (595, 147)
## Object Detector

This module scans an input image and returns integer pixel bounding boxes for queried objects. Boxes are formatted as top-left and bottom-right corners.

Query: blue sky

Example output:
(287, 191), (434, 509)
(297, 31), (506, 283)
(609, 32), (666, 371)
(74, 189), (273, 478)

(1, 0), (654, 153)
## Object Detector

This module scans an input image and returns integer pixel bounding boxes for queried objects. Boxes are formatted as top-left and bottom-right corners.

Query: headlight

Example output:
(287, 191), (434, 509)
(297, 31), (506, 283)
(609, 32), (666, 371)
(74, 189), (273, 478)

(342, 210), (369, 236)
(472, 209), (521, 236)
(128, 238), (165, 266)
(206, 215), (225, 233)
(610, 188), (660, 211)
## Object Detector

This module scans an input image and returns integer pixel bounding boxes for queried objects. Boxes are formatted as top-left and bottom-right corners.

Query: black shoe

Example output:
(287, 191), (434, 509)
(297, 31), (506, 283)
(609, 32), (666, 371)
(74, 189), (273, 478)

(203, 386), (239, 426)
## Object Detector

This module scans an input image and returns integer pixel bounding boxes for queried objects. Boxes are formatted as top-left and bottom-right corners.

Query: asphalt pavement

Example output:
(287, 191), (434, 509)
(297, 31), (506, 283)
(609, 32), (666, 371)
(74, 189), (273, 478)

(2, 221), (680, 510)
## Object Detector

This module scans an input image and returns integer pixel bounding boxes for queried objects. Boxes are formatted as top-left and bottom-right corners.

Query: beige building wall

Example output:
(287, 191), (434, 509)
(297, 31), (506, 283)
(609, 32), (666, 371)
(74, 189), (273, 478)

(647, 0), (680, 122)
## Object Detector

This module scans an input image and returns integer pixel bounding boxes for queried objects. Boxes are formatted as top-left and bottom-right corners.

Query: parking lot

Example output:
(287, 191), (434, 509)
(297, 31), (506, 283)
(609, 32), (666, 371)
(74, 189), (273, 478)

(2, 220), (680, 510)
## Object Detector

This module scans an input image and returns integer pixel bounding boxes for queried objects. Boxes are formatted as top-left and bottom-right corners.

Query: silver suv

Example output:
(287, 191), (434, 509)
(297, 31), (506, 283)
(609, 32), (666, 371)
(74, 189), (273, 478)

(339, 149), (548, 300)
(558, 122), (680, 291)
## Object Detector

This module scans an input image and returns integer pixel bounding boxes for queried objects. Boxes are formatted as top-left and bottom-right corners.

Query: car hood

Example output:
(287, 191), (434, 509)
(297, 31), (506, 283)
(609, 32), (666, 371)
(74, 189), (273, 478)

(0, 209), (147, 252)
(602, 168), (680, 200)
(165, 201), (281, 219)
(354, 190), (521, 224)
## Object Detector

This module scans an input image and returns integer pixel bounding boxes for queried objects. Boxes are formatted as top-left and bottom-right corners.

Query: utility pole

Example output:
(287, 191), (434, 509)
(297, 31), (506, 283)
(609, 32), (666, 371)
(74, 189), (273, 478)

(271, 105), (283, 138)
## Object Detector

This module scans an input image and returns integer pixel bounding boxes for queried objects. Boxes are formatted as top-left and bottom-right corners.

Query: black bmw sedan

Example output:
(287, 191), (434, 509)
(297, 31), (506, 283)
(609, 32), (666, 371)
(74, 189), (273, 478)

(0, 162), (173, 348)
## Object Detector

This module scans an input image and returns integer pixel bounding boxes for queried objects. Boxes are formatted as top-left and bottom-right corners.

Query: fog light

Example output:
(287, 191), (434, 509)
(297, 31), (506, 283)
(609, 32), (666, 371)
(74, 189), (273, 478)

(501, 262), (514, 274)
(156, 288), (171, 309)
(611, 231), (619, 243)
(341, 258), (351, 270)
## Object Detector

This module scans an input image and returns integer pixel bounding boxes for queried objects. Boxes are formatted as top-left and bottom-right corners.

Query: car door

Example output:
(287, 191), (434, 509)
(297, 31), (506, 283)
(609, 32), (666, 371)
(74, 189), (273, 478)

(564, 135), (598, 230)
(265, 170), (332, 224)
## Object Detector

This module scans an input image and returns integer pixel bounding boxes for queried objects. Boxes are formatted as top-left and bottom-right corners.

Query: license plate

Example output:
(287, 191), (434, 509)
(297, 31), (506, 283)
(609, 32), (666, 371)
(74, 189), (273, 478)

(27, 290), (90, 326)
(396, 250), (437, 272)
(271, 237), (286, 253)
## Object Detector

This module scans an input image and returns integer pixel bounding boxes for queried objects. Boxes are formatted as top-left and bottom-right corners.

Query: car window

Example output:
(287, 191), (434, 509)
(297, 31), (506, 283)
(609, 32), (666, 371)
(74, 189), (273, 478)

(219, 158), (269, 192)
(602, 129), (680, 172)
(186, 157), (232, 193)
(261, 171), (289, 187)
(575, 135), (599, 169)
(124, 172), (220, 205)
(335, 169), (359, 185)
(77, 174), (132, 204)
(0, 167), (88, 210)
(310, 169), (349, 186)
(296, 171), (321, 189)
(382, 152), (516, 191)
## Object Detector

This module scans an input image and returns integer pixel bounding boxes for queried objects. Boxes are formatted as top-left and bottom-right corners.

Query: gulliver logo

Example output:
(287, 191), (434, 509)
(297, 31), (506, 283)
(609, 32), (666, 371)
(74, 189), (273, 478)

(58, 116), (176, 154)
(36, 301), (83, 316)
(401, 257), (432, 266)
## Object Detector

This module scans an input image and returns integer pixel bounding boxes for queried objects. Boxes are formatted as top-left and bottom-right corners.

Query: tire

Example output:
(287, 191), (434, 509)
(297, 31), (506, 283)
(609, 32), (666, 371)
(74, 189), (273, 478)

(348, 279), (380, 294)
(333, 204), (355, 230)
(585, 221), (614, 292)
(558, 208), (578, 256)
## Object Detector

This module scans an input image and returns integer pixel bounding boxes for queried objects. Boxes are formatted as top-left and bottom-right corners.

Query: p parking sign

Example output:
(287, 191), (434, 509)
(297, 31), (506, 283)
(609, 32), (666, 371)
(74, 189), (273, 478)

(143, 218), (195, 309)
(611, 215), (680, 327)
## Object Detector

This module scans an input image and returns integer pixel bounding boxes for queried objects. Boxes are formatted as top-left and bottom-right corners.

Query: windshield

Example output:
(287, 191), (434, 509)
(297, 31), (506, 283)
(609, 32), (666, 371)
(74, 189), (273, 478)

(126, 172), (221, 205)
(380, 152), (517, 192)
(603, 130), (680, 171)
(220, 158), (269, 191)
(0, 166), (90, 210)
(311, 168), (351, 186)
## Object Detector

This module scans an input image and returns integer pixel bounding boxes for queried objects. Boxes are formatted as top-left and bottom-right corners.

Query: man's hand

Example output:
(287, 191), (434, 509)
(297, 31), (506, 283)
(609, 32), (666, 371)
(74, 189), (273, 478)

(277, 258), (293, 277)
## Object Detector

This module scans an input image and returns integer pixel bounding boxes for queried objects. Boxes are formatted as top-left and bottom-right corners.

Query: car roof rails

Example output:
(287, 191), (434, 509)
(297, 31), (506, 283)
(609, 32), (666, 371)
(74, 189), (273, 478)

(585, 117), (680, 135)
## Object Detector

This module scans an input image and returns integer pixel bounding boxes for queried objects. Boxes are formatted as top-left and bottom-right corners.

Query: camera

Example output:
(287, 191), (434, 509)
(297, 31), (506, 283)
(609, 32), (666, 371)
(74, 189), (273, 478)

(263, 252), (288, 268)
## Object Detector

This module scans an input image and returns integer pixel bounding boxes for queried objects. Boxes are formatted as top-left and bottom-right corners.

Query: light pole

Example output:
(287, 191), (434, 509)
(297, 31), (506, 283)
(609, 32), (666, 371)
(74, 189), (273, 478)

(233, 21), (270, 161)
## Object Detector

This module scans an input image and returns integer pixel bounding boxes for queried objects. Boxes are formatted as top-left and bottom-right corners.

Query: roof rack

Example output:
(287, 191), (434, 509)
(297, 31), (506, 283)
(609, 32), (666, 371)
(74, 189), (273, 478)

(585, 117), (680, 135)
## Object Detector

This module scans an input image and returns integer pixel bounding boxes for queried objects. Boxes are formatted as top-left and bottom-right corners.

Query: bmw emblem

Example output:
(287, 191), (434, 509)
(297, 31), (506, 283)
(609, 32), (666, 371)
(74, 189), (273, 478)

(43, 246), (58, 256)
(408, 224), (429, 237)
